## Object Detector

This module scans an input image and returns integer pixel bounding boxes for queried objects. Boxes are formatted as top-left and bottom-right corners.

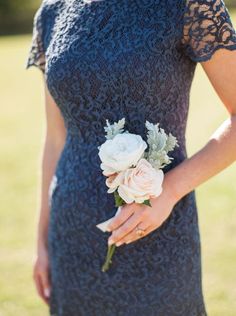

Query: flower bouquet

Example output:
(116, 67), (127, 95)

(96, 118), (178, 272)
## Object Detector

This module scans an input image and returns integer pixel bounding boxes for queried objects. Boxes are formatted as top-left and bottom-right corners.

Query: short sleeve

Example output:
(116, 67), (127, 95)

(181, 0), (236, 62)
(25, 6), (46, 73)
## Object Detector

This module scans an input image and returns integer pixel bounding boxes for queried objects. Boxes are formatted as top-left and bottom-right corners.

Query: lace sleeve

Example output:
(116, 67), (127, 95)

(182, 0), (236, 62)
(25, 7), (46, 73)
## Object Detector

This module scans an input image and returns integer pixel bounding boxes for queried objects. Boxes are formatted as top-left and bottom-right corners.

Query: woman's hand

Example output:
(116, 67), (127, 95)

(107, 175), (178, 246)
(33, 242), (51, 305)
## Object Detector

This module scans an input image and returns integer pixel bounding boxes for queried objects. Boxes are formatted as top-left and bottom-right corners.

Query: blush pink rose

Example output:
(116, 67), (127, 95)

(106, 158), (164, 204)
(105, 172), (125, 193)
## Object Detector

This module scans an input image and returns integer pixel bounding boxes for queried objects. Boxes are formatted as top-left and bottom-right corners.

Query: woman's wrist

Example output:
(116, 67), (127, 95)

(37, 237), (48, 257)
(36, 205), (50, 251)
(37, 224), (49, 252)
(162, 168), (185, 206)
(38, 233), (48, 249)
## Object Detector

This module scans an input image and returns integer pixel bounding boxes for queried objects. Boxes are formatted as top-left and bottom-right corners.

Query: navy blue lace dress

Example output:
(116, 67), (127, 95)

(26, 1), (236, 315)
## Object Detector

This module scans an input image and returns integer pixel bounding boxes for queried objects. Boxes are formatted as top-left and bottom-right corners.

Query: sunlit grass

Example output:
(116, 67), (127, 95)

(1, 15), (236, 315)
(0, 34), (47, 316)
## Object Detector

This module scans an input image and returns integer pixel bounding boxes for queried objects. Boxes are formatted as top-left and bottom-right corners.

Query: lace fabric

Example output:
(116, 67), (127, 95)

(182, 0), (236, 62)
(26, 0), (236, 71)
(25, 5), (45, 73)
(24, 1), (236, 315)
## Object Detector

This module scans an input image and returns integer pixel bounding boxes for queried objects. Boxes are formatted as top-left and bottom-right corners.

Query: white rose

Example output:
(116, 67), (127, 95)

(98, 133), (147, 176)
(117, 158), (164, 204)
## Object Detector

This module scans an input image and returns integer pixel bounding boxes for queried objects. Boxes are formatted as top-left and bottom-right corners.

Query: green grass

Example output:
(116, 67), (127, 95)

(0, 35), (48, 316)
(1, 23), (236, 315)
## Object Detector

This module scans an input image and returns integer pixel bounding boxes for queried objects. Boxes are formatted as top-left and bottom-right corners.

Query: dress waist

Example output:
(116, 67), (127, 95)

(66, 125), (104, 147)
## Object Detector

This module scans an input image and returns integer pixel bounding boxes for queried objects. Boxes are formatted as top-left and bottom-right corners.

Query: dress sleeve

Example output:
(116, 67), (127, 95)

(181, 0), (236, 62)
(25, 6), (46, 73)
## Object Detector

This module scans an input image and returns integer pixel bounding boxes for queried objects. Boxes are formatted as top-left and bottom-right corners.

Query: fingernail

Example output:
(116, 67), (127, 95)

(108, 238), (114, 245)
(116, 241), (123, 246)
(44, 288), (50, 298)
(126, 240), (132, 244)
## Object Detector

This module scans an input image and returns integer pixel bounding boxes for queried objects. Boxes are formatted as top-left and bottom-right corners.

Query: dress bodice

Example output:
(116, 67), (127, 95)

(26, 0), (236, 159)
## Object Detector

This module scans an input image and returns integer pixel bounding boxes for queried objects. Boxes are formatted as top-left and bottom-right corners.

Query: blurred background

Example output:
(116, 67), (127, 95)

(0, 1), (236, 315)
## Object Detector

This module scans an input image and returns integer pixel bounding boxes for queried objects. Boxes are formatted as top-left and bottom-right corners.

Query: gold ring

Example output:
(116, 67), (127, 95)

(135, 226), (146, 237)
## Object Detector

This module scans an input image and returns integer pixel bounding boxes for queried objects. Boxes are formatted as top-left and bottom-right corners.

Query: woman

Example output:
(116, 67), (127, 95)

(26, 0), (236, 315)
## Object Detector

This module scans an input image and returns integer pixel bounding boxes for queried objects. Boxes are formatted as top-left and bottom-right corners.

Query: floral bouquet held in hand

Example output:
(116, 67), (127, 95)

(96, 118), (178, 272)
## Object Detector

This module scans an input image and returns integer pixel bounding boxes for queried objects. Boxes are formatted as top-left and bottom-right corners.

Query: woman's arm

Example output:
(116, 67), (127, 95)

(166, 49), (236, 202)
(107, 49), (236, 246)
(34, 75), (66, 304)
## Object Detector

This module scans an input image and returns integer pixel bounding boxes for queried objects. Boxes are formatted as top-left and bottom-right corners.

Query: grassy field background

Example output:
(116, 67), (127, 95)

(1, 16), (236, 316)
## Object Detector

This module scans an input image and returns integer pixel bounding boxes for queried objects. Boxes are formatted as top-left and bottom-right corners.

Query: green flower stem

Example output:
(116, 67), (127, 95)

(101, 244), (116, 272)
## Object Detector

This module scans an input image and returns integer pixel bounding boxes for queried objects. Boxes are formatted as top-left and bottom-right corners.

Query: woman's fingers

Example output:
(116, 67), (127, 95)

(107, 203), (137, 231)
(33, 259), (51, 305)
(40, 268), (51, 302)
(34, 270), (44, 300)
(108, 206), (147, 245)
(121, 224), (153, 246)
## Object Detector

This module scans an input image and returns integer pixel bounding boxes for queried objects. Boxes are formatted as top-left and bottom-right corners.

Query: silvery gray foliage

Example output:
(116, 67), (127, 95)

(145, 121), (179, 170)
(104, 118), (127, 140)
(100, 118), (178, 170)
